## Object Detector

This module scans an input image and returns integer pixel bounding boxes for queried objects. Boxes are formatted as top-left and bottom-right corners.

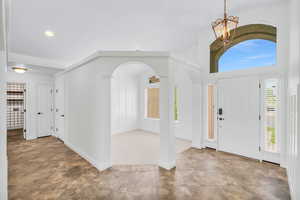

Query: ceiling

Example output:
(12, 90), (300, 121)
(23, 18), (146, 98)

(9, 0), (279, 68)
(8, 62), (63, 75)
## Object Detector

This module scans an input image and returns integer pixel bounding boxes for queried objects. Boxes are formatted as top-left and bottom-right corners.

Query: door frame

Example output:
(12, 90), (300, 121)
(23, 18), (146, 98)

(6, 81), (28, 140)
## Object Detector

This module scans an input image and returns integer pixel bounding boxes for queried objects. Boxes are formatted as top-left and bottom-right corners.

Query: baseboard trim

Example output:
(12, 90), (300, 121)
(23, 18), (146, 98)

(65, 141), (111, 171)
(191, 143), (203, 149)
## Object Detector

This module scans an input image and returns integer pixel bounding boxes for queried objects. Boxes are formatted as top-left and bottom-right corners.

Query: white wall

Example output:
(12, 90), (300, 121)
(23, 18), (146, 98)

(6, 71), (55, 139)
(0, 0), (7, 199)
(111, 70), (139, 134)
(287, 0), (300, 199)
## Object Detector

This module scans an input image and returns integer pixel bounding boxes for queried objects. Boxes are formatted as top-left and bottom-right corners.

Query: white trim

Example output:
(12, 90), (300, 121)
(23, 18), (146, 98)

(8, 53), (66, 69)
(169, 56), (202, 73)
(64, 51), (170, 74)
(65, 141), (111, 171)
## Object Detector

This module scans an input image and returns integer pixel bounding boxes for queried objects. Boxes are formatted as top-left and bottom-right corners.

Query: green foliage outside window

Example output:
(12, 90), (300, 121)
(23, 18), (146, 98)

(174, 87), (179, 121)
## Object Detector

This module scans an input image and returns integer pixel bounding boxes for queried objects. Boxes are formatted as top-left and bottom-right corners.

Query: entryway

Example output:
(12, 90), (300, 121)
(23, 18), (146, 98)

(206, 76), (281, 163)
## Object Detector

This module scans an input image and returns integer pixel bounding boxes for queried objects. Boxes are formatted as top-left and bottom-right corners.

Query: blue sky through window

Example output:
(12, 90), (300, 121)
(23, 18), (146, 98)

(218, 39), (276, 72)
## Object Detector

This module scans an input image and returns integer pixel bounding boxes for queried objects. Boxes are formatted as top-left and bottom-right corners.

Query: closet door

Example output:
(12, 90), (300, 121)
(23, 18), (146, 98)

(55, 77), (65, 141)
(37, 84), (53, 137)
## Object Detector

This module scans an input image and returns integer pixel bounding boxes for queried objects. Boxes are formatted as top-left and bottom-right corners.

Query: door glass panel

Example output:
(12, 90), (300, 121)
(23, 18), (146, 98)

(263, 79), (279, 153)
(208, 85), (215, 140)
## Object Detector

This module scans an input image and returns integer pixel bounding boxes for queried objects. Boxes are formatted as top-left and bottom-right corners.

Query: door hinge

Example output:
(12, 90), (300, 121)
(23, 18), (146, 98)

(259, 146), (261, 152)
(24, 109), (26, 112)
(56, 128), (59, 132)
(56, 89), (59, 93)
(259, 83), (261, 88)
(259, 115), (261, 120)
(50, 89), (53, 94)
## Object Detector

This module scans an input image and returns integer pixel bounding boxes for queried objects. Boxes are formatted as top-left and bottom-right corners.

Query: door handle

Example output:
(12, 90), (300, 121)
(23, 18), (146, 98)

(219, 117), (224, 121)
(37, 112), (43, 115)
(61, 115), (65, 117)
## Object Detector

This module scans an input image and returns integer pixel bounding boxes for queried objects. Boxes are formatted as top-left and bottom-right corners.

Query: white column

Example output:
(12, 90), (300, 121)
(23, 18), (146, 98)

(97, 74), (112, 171)
(159, 75), (176, 170)
(191, 82), (203, 149)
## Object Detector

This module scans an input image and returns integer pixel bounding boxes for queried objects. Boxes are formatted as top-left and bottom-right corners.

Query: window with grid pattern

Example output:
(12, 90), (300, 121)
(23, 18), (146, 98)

(146, 88), (159, 119)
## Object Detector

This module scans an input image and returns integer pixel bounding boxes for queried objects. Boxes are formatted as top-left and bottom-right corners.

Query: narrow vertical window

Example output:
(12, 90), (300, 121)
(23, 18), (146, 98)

(174, 87), (179, 121)
(208, 85), (215, 140)
(146, 87), (160, 119)
(263, 79), (279, 153)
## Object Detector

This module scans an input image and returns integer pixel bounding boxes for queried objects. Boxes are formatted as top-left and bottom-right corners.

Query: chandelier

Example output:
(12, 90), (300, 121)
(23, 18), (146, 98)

(212, 0), (239, 45)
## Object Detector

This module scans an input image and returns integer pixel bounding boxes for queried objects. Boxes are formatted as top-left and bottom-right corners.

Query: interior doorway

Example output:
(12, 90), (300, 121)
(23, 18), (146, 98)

(110, 62), (161, 165)
(6, 82), (26, 141)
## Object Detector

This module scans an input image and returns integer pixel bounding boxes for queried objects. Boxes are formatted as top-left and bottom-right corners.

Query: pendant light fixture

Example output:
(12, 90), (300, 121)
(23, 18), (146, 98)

(212, 0), (239, 45)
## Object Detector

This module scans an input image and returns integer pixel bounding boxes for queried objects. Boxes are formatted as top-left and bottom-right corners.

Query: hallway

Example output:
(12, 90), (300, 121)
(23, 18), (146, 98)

(8, 136), (290, 200)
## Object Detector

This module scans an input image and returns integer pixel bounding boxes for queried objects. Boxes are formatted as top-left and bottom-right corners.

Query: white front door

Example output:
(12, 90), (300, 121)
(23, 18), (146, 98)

(37, 84), (53, 137)
(217, 77), (261, 160)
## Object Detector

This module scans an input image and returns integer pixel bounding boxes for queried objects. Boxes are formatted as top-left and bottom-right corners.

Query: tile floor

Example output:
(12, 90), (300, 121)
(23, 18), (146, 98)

(8, 136), (290, 200)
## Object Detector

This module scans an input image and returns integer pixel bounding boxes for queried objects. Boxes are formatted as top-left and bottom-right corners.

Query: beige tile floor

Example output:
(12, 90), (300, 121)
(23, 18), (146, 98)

(112, 130), (191, 165)
(8, 134), (290, 200)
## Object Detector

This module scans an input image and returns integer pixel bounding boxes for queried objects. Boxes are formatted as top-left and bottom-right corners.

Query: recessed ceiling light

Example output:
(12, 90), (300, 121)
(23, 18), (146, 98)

(44, 30), (55, 37)
(12, 66), (28, 74)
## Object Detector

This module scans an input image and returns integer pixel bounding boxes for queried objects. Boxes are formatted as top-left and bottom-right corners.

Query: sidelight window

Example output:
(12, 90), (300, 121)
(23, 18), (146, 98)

(207, 85), (215, 140)
(146, 87), (160, 119)
(263, 79), (279, 153)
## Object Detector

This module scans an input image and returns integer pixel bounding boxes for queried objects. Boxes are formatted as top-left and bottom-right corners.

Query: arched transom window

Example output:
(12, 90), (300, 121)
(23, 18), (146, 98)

(210, 24), (277, 73)
(218, 39), (276, 72)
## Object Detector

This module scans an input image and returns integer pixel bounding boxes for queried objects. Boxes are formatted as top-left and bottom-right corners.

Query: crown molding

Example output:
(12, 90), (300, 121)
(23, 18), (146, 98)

(8, 52), (67, 69)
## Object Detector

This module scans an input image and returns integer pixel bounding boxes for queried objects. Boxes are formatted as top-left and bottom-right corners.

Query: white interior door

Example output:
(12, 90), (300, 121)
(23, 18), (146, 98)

(217, 77), (261, 160)
(55, 77), (65, 141)
(37, 84), (53, 137)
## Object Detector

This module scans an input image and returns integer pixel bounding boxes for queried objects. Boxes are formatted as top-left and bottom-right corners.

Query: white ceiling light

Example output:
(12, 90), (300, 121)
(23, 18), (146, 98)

(12, 66), (28, 74)
(44, 30), (55, 37)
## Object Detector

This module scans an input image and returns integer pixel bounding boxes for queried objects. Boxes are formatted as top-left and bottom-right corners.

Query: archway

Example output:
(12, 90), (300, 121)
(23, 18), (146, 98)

(111, 62), (162, 165)
(210, 24), (277, 73)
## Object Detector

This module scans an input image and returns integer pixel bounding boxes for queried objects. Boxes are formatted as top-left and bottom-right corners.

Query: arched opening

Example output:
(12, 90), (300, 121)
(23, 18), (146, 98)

(111, 62), (161, 165)
(210, 24), (277, 73)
